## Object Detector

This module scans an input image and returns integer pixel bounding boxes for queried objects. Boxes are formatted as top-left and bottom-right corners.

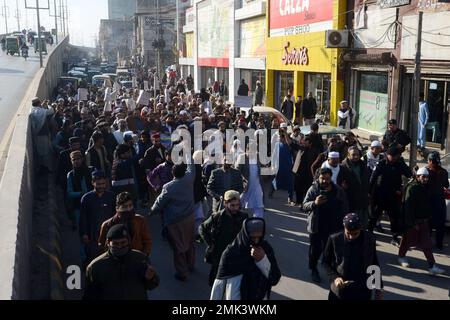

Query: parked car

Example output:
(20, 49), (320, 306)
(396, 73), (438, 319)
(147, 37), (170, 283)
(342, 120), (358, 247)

(92, 75), (111, 87)
(59, 76), (79, 91)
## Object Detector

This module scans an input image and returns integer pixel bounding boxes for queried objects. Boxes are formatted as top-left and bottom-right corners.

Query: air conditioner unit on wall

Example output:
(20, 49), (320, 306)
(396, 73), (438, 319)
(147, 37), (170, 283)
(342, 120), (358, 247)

(325, 30), (350, 48)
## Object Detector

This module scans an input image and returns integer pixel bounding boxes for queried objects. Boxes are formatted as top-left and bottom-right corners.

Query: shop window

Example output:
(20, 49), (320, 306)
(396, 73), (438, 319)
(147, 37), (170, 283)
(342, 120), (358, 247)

(305, 73), (331, 116)
(356, 72), (389, 134)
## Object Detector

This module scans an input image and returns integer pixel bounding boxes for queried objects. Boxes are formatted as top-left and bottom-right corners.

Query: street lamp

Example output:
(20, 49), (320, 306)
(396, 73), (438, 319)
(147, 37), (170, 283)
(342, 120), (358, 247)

(24, 0), (50, 68)
(49, 0), (60, 44)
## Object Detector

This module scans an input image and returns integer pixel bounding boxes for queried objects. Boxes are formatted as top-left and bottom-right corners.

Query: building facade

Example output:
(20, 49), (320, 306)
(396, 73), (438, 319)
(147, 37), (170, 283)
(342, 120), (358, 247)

(136, 0), (177, 71)
(99, 19), (134, 63)
(346, 0), (450, 151)
(265, 0), (346, 124)
(179, 0), (267, 103)
(108, 0), (137, 20)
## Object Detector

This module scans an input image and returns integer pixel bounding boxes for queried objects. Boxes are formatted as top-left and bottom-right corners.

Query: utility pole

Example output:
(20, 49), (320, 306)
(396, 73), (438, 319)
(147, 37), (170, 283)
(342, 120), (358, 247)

(25, 0), (50, 68)
(49, 0), (59, 44)
(2, 0), (8, 34)
(61, 0), (65, 36)
(409, 11), (423, 169)
(15, 0), (20, 31)
(64, 0), (68, 35)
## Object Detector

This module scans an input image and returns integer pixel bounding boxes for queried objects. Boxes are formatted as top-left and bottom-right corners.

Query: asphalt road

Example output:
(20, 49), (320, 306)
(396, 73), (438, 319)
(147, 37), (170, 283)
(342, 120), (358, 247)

(0, 46), (52, 142)
(60, 186), (450, 300)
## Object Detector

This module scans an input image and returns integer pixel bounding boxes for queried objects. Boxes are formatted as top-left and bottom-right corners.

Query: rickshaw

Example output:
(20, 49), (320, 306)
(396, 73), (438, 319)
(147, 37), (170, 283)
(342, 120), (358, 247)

(34, 36), (47, 54)
(5, 37), (20, 56)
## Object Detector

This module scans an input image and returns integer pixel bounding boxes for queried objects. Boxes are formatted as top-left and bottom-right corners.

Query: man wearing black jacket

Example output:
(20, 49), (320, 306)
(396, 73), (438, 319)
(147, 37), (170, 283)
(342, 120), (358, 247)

(382, 119), (411, 154)
(303, 168), (349, 283)
(323, 213), (383, 300)
(368, 146), (413, 246)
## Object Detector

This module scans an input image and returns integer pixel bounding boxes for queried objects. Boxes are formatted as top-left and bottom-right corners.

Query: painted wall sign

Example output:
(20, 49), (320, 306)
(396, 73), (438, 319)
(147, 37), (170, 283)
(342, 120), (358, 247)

(281, 42), (309, 65)
(377, 0), (410, 8)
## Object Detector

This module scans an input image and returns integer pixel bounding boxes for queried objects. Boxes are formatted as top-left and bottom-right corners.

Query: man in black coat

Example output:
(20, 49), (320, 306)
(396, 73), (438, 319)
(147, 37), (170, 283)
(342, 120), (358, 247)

(301, 92), (318, 126)
(84, 224), (158, 300)
(281, 95), (294, 122)
(303, 168), (349, 283)
(237, 79), (250, 96)
(368, 146), (413, 246)
(382, 119), (411, 154)
(141, 133), (166, 172)
(56, 137), (81, 190)
(323, 213), (383, 300)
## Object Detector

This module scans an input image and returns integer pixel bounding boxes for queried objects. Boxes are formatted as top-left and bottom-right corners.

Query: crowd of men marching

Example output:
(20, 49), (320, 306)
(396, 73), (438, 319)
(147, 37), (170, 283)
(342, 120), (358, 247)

(28, 64), (447, 301)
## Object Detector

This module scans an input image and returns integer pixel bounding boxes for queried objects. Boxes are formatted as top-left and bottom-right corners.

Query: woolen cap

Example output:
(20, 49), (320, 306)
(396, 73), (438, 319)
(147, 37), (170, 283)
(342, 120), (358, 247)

(106, 224), (129, 241)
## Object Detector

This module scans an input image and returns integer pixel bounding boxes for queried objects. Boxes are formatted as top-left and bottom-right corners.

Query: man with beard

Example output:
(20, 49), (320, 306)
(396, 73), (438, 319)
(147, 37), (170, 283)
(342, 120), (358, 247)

(368, 146), (412, 247)
(323, 213), (383, 300)
(79, 171), (115, 266)
(341, 147), (370, 228)
(200, 190), (249, 286)
(67, 151), (94, 231)
(84, 224), (158, 300)
(398, 168), (445, 275)
(56, 137), (81, 190)
(98, 192), (152, 256)
(382, 119), (411, 154)
(293, 136), (319, 206)
(303, 168), (349, 283)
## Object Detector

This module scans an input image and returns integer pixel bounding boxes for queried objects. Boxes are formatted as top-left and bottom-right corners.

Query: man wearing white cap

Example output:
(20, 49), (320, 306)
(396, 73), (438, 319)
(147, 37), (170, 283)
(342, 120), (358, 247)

(398, 167), (445, 275)
(364, 140), (385, 172)
(319, 151), (351, 188)
(337, 101), (354, 130)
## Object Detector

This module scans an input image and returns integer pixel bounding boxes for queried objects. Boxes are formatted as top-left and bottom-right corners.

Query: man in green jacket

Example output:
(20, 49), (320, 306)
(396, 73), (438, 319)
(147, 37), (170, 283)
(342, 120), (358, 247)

(398, 168), (445, 276)
(199, 190), (248, 286)
(84, 224), (159, 300)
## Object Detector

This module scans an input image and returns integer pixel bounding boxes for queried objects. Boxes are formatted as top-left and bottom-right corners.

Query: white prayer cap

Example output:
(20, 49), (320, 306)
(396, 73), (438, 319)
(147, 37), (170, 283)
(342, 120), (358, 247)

(180, 110), (188, 116)
(329, 151), (340, 159)
(371, 141), (382, 148)
(280, 123), (288, 129)
(193, 150), (203, 164)
(417, 167), (429, 176)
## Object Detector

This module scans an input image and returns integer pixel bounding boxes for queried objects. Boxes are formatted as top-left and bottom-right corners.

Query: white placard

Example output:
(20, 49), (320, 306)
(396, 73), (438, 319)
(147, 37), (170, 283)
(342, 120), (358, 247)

(127, 98), (136, 111)
(144, 81), (149, 91)
(77, 88), (88, 101)
(137, 90), (151, 106)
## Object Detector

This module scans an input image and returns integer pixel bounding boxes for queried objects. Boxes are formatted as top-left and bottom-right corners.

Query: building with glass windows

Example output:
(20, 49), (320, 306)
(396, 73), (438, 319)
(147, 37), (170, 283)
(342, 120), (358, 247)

(264, 0), (346, 125)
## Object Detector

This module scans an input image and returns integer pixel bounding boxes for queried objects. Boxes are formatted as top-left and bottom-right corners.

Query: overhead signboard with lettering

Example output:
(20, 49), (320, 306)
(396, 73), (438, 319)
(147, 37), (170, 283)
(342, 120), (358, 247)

(377, 0), (410, 8)
(269, 0), (334, 37)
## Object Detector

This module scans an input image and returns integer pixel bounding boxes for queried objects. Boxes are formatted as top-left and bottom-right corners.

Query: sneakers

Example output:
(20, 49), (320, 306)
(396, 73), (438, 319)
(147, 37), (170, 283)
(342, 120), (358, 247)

(391, 238), (401, 247)
(428, 265), (445, 276)
(398, 257), (410, 268)
(311, 269), (321, 283)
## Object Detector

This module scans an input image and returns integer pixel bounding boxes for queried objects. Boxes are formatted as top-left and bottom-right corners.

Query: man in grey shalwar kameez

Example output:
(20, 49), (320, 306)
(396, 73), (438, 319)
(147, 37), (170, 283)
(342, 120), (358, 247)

(29, 97), (54, 171)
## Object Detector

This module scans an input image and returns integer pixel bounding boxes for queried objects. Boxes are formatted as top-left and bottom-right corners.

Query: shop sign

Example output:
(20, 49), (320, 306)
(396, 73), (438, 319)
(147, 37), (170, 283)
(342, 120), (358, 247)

(418, 0), (450, 12)
(281, 42), (308, 65)
(377, 0), (410, 8)
(270, 0), (333, 37)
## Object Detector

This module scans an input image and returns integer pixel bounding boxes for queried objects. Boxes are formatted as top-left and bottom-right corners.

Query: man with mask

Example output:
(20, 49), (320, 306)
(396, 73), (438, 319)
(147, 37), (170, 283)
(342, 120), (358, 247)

(368, 146), (412, 246)
(200, 190), (249, 286)
(398, 168), (445, 275)
(303, 168), (349, 283)
(301, 92), (318, 126)
(84, 224), (158, 300)
(323, 213), (383, 300)
(207, 155), (244, 214)
(79, 170), (115, 266)
(98, 192), (152, 256)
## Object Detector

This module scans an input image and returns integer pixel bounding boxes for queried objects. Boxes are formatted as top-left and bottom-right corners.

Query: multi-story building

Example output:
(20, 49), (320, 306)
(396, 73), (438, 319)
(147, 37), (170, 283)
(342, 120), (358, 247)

(108, 0), (137, 20)
(179, 0), (267, 103)
(99, 19), (134, 63)
(135, 0), (177, 71)
(346, 0), (450, 151)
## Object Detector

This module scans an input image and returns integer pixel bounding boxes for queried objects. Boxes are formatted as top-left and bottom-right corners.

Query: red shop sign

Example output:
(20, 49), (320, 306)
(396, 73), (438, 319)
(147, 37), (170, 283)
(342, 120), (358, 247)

(281, 42), (309, 65)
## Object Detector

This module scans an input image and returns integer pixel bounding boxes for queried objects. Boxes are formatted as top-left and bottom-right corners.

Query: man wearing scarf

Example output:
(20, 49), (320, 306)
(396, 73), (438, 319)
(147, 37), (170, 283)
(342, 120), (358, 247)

(30, 97), (55, 171)
(210, 218), (281, 300)
(67, 151), (94, 231)
(98, 192), (152, 256)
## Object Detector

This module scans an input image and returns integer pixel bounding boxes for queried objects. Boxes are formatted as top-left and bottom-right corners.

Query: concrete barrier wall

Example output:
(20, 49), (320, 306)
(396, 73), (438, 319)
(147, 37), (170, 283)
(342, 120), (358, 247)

(0, 36), (69, 300)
